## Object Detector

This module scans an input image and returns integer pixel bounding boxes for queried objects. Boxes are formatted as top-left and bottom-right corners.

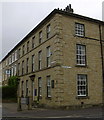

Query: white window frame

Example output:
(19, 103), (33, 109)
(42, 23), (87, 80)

(21, 81), (24, 97)
(77, 74), (88, 97)
(9, 55), (12, 65)
(18, 48), (21, 58)
(47, 76), (51, 98)
(15, 50), (17, 61)
(47, 24), (51, 39)
(14, 64), (17, 76)
(12, 53), (15, 63)
(38, 77), (42, 97)
(26, 58), (29, 73)
(46, 46), (51, 67)
(18, 63), (20, 76)
(26, 80), (28, 97)
(39, 31), (42, 44)
(38, 51), (42, 70)
(27, 41), (29, 52)
(32, 55), (35, 72)
(22, 61), (24, 75)
(76, 44), (86, 66)
(75, 23), (85, 37)
(32, 36), (35, 48)
(22, 45), (25, 55)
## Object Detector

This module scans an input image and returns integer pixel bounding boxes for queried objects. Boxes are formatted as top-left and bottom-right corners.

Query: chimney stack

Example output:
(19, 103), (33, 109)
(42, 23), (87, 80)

(64, 4), (74, 13)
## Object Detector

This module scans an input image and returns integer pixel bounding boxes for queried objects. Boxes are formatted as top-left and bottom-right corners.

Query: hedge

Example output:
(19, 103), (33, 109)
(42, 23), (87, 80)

(2, 85), (17, 99)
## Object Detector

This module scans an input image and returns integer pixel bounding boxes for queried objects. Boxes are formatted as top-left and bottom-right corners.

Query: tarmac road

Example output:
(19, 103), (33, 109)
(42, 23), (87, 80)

(1, 117), (104, 120)
(2, 103), (104, 120)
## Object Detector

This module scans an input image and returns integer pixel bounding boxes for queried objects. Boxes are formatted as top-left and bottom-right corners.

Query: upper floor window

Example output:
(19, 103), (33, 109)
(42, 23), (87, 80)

(26, 58), (29, 73)
(12, 53), (15, 63)
(75, 23), (85, 37)
(46, 46), (51, 67)
(6, 59), (8, 66)
(18, 63), (20, 76)
(15, 50), (17, 61)
(32, 55), (35, 72)
(27, 41), (29, 52)
(77, 74), (88, 97)
(9, 55), (12, 65)
(22, 60), (24, 75)
(47, 24), (51, 39)
(32, 36), (35, 49)
(18, 48), (21, 59)
(39, 31), (42, 44)
(22, 45), (25, 55)
(76, 44), (86, 66)
(38, 51), (42, 70)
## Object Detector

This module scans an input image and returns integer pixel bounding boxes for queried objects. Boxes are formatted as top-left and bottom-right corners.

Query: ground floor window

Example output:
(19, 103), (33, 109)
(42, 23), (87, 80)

(47, 76), (51, 98)
(38, 77), (42, 98)
(77, 74), (88, 96)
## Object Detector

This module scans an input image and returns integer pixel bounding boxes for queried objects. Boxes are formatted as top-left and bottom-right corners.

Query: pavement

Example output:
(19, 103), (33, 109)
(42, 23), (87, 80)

(1, 103), (104, 119)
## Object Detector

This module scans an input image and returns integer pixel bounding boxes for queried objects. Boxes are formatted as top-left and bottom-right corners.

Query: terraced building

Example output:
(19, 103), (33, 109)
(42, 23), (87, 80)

(1, 5), (104, 109)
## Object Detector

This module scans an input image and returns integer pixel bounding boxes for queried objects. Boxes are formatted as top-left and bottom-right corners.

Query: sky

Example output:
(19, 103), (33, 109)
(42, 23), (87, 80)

(0, 0), (104, 61)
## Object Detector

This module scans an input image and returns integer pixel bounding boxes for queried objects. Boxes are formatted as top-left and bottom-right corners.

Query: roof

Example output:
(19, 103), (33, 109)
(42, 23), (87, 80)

(1, 9), (104, 62)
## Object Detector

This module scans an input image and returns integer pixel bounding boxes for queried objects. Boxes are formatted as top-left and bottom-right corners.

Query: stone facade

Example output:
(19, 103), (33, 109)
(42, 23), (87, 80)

(1, 9), (104, 108)
(0, 62), (2, 86)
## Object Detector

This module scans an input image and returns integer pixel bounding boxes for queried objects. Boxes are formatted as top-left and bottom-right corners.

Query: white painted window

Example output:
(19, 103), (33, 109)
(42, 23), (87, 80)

(26, 58), (29, 73)
(39, 31), (42, 44)
(22, 45), (25, 55)
(12, 53), (15, 63)
(14, 64), (17, 76)
(22, 61), (24, 75)
(32, 55), (35, 72)
(21, 81), (24, 97)
(38, 77), (42, 97)
(38, 51), (42, 70)
(47, 24), (51, 39)
(27, 41), (29, 52)
(77, 74), (88, 96)
(46, 46), (51, 67)
(75, 23), (84, 37)
(76, 44), (86, 66)
(47, 76), (51, 98)
(26, 80), (28, 96)
(9, 55), (12, 65)
(32, 36), (35, 49)
(15, 50), (17, 61)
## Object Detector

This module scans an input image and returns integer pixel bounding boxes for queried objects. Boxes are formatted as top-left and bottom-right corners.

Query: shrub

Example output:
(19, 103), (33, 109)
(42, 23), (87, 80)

(2, 86), (17, 99)
(2, 76), (19, 99)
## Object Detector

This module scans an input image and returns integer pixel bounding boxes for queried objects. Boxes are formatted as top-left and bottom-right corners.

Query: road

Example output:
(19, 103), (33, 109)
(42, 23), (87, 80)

(2, 103), (104, 120)
(1, 118), (104, 120)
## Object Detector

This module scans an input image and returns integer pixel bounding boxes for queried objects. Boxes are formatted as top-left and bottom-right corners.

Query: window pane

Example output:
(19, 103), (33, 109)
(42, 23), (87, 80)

(77, 74), (87, 96)
(76, 44), (86, 65)
(75, 23), (84, 36)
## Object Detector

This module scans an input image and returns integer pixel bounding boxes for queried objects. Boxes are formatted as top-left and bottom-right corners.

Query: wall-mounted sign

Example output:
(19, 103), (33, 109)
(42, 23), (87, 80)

(21, 97), (27, 104)
(61, 66), (72, 69)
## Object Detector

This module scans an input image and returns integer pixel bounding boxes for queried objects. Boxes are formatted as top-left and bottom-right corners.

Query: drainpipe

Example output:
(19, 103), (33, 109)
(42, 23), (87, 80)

(99, 24), (104, 118)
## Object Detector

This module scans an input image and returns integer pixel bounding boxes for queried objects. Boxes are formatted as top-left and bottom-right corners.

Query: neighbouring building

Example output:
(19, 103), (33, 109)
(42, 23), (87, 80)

(102, 1), (104, 21)
(1, 5), (104, 109)
(0, 62), (2, 86)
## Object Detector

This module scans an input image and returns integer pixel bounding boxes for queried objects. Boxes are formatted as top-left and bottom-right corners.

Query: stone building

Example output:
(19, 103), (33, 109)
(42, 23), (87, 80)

(1, 5), (104, 108)
(0, 62), (2, 86)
